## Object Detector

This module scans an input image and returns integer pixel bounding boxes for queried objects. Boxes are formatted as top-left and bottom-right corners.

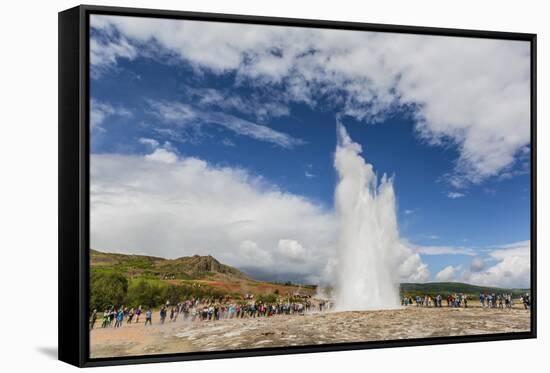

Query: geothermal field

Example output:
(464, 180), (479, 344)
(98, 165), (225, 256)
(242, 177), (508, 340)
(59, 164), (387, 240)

(90, 306), (531, 358)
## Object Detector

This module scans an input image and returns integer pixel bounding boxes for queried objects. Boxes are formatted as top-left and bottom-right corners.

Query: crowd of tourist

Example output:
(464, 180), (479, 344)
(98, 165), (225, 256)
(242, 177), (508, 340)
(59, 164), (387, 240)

(90, 297), (331, 329)
(403, 294), (469, 307)
(90, 292), (531, 330)
(401, 292), (532, 309)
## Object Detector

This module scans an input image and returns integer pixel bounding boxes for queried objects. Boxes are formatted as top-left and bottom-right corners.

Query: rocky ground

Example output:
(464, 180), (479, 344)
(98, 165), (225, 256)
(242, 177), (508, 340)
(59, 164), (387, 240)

(90, 306), (531, 358)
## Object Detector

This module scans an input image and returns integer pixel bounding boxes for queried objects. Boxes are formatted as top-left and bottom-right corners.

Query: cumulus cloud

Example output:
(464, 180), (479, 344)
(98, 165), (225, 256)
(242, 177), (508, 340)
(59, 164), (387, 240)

(91, 151), (336, 282)
(465, 241), (530, 288)
(435, 265), (460, 282)
(397, 247), (430, 283)
(470, 256), (486, 272)
(138, 138), (179, 163)
(145, 148), (178, 164)
(277, 239), (307, 260)
(91, 148), (430, 284)
(91, 15), (530, 186)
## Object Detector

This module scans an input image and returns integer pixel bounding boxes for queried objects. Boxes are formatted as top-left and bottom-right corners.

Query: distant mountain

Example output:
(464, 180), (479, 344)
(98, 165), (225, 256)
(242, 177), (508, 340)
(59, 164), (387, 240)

(90, 249), (251, 281)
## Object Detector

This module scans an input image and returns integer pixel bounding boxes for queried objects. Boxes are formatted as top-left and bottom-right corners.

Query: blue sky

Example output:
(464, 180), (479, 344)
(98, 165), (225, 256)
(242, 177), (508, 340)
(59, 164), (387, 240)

(89, 15), (531, 287)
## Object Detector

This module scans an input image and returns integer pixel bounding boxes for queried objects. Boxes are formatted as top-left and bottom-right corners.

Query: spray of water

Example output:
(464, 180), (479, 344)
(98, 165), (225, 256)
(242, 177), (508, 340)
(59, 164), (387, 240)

(333, 122), (401, 311)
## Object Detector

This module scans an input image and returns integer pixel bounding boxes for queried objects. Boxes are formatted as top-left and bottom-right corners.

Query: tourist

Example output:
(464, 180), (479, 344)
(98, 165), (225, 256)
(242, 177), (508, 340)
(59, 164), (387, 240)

(114, 309), (124, 328)
(101, 310), (110, 328)
(109, 308), (116, 326)
(170, 307), (175, 322)
(523, 293), (531, 309)
(144, 309), (152, 326)
(90, 309), (97, 330)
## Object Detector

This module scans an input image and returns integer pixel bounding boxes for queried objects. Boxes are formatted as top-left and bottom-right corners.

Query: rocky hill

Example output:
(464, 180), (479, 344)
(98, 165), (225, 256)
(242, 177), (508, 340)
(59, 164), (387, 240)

(90, 249), (250, 280)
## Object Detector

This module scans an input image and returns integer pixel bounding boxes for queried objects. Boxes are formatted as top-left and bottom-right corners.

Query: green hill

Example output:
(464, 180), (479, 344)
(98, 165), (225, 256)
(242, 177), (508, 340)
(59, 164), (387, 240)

(400, 282), (529, 298)
(89, 250), (312, 310)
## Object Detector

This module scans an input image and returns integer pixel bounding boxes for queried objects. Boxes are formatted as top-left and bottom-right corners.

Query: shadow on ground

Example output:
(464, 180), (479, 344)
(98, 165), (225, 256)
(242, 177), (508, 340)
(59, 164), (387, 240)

(37, 346), (58, 360)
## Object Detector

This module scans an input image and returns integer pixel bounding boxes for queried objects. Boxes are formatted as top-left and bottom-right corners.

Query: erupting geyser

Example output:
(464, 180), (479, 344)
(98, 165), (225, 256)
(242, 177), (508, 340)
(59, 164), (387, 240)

(334, 122), (401, 311)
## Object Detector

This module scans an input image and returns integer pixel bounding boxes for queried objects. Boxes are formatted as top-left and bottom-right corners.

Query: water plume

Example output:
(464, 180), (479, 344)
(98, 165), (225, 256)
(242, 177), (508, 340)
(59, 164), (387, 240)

(333, 122), (401, 310)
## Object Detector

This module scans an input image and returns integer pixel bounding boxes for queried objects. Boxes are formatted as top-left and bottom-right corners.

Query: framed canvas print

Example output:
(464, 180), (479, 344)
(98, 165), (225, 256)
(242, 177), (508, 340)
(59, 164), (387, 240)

(58, 4), (537, 367)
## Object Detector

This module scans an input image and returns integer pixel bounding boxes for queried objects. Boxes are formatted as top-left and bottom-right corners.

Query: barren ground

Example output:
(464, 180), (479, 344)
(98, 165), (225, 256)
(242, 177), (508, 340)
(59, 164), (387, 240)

(90, 306), (530, 358)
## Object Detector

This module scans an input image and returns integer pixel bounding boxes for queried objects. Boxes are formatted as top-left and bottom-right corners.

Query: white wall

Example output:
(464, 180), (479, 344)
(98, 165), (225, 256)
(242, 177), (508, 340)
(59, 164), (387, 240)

(0, 0), (546, 371)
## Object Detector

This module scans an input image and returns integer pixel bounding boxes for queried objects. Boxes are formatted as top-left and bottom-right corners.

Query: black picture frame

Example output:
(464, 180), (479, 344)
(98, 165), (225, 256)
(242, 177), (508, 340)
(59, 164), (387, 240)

(58, 4), (537, 368)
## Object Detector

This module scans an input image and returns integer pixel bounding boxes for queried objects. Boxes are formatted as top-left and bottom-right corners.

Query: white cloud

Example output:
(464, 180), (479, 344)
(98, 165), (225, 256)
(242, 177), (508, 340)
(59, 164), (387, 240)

(470, 256), (486, 272)
(186, 86), (290, 122)
(138, 138), (178, 163)
(447, 191), (465, 199)
(90, 99), (132, 132)
(138, 137), (159, 149)
(91, 150), (430, 284)
(91, 15), (530, 186)
(397, 249), (430, 283)
(466, 241), (530, 288)
(145, 148), (178, 164)
(304, 164), (315, 179)
(435, 265), (460, 282)
(410, 244), (476, 256)
(238, 240), (273, 268)
(90, 31), (137, 78)
(403, 209), (415, 215)
(91, 151), (336, 281)
(277, 239), (307, 260)
(148, 100), (305, 149)
(409, 241), (530, 288)
(221, 138), (236, 147)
